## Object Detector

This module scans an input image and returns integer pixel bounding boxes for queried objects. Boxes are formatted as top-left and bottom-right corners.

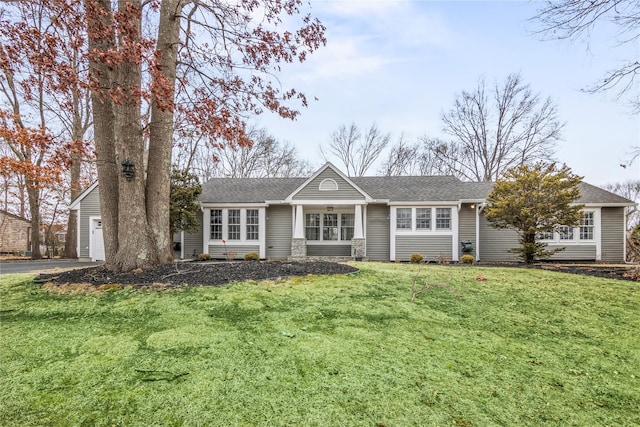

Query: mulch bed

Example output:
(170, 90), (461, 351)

(36, 261), (359, 288)
(473, 262), (640, 282)
(35, 260), (639, 289)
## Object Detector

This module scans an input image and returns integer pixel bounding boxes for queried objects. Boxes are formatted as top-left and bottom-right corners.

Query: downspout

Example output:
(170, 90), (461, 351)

(623, 209), (628, 263)
(477, 202), (486, 261)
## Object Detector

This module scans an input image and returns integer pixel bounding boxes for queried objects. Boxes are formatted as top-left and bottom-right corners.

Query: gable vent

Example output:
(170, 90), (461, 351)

(319, 178), (338, 191)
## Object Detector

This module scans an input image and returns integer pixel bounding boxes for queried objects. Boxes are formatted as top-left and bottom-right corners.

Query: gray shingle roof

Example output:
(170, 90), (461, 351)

(352, 176), (468, 201)
(200, 175), (635, 205)
(200, 177), (305, 203)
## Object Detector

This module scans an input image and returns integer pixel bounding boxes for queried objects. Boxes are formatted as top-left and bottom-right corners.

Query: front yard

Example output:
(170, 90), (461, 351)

(1, 263), (638, 426)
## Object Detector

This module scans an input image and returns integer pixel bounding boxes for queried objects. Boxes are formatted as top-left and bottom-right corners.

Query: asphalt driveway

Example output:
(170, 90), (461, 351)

(0, 259), (101, 274)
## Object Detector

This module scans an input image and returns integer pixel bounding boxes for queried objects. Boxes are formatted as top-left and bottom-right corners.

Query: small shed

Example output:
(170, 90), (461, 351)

(0, 210), (31, 255)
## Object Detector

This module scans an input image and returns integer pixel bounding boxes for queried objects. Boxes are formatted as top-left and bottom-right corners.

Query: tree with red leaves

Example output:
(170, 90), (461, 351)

(83, 0), (325, 270)
(0, 0), (92, 259)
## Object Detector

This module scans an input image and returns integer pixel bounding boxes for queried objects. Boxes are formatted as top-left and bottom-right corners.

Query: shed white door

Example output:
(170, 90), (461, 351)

(91, 218), (105, 261)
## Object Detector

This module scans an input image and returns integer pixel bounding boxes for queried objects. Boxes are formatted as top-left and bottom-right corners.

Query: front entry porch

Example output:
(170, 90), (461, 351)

(289, 204), (366, 260)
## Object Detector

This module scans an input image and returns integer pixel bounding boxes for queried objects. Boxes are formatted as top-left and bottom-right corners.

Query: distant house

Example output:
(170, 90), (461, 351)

(70, 163), (635, 263)
(0, 210), (31, 255)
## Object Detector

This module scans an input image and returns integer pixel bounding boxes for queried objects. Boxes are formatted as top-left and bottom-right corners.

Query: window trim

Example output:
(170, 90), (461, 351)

(394, 207), (454, 233)
(537, 210), (597, 244)
(319, 178), (338, 191)
(207, 207), (263, 244)
(305, 210), (356, 243)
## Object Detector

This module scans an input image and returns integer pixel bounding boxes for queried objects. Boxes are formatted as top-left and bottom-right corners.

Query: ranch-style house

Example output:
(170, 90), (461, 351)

(69, 162), (635, 263)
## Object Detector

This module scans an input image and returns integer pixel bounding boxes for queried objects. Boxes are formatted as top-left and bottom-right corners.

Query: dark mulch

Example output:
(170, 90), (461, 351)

(36, 261), (359, 288)
(473, 262), (640, 282)
(532, 264), (639, 282)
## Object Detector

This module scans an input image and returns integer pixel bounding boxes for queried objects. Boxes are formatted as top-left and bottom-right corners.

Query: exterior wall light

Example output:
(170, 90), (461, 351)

(121, 159), (135, 180)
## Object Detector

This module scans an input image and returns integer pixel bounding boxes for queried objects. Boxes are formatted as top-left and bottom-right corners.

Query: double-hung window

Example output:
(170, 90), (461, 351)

(558, 225), (574, 240)
(210, 208), (260, 241)
(227, 209), (241, 240)
(435, 208), (451, 230)
(396, 208), (412, 230)
(323, 213), (338, 240)
(416, 208), (431, 230)
(246, 209), (259, 240)
(580, 212), (594, 240)
(305, 213), (320, 240)
(210, 209), (223, 240)
(341, 213), (355, 240)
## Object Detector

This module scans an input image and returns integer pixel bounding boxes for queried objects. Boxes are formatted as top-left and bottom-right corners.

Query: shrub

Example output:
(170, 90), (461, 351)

(198, 253), (211, 261)
(244, 252), (260, 261)
(461, 254), (475, 264)
(409, 253), (424, 264)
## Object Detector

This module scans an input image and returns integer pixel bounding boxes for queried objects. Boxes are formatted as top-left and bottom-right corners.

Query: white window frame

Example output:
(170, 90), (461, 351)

(537, 210), (598, 245)
(203, 207), (266, 258)
(319, 178), (338, 191)
(394, 207), (454, 233)
(305, 210), (355, 244)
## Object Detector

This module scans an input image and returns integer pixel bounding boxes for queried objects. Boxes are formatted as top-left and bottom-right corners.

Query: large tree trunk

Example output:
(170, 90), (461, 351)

(26, 184), (42, 259)
(63, 111), (84, 259)
(147, 0), (183, 262)
(86, 0), (119, 265)
(108, 0), (158, 271)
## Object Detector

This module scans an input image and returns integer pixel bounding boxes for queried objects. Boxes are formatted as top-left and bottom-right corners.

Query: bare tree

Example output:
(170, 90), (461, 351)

(378, 134), (421, 176)
(532, 0), (640, 112)
(420, 73), (563, 182)
(323, 123), (390, 177)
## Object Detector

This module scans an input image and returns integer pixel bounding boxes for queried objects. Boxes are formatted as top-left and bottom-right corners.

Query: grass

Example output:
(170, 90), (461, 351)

(1, 264), (639, 426)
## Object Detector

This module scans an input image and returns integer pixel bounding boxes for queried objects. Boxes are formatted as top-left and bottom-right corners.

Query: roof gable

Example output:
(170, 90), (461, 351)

(285, 162), (372, 202)
(0, 209), (30, 223)
(68, 181), (99, 210)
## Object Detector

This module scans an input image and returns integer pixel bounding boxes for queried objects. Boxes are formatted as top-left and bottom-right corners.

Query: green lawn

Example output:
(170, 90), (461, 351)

(1, 263), (638, 426)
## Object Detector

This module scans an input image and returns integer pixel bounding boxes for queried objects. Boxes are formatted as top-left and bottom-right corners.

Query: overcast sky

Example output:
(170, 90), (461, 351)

(257, 0), (639, 186)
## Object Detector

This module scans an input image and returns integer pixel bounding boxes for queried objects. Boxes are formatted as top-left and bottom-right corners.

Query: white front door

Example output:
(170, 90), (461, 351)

(91, 218), (105, 261)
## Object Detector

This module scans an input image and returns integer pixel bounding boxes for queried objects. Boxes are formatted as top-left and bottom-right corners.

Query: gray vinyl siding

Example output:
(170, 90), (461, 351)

(208, 244), (259, 260)
(307, 244), (351, 257)
(547, 245), (597, 261)
(293, 168), (365, 200)
(366, 204), (390, 261)
(458, 203), (476, 259)
(266, 205), (292, 259)
(601, 207), (625, 262)
(183, 210), (203, 258)
(478, 214), (520, 261)
(395, 235), (452, 261)
(78, 187), (101, 258)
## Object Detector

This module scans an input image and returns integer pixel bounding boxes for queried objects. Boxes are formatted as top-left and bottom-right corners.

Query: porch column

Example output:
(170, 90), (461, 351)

(291, 204), (307, 259)
(352, 204), (366, 260)
(294, 204), (304, 238)
(354, 204), (364, 238)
